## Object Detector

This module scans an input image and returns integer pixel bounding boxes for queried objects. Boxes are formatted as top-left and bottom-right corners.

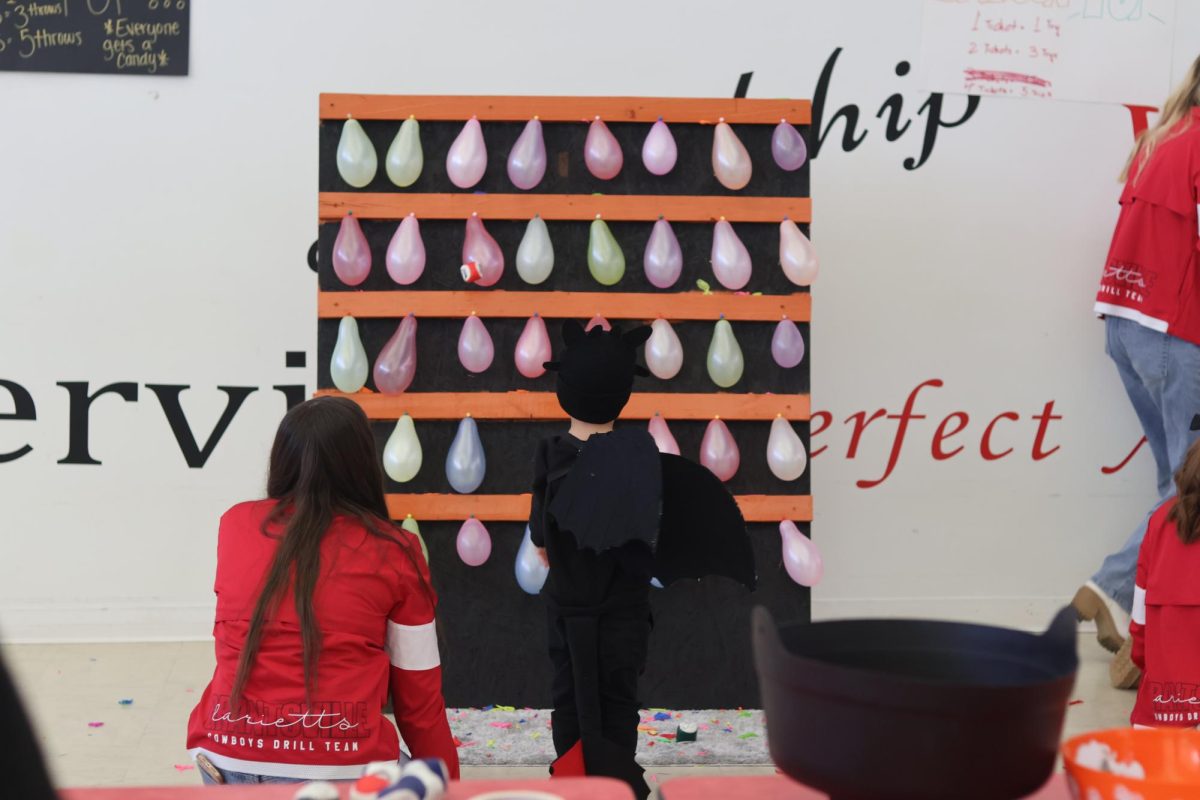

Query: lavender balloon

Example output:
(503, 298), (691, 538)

(641, 118), (678, 175)
(386, 213), (425, 285)
(711, 218), (752, 291)
(648, 413), (681, 456)
(585, 117), (623, 180)
(373, 314), (418, 395)
(780, 519), (823, 587)
(644, 217), (683, 289)
(332, 212), (371, 286)
(507, 117), (547, 190)
(771, 316), (806, 368)
(514, 525), (549, 594)
(463, 214), (505, 287)
(456, 517), (492, 567)
(772, 119), (808, 171)
(700, 418), (740, 482)
(458, 314), (494, 374)
(446, 415), (486, 494)
(514, 313), (551, 378)
(446, 116), (487, 189)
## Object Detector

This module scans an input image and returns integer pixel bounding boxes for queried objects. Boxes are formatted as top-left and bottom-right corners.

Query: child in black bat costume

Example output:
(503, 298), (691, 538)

(528, 320), (755, 799)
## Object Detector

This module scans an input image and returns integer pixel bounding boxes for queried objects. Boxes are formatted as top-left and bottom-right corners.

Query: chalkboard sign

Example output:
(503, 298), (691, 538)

(0, 0), (188, 76)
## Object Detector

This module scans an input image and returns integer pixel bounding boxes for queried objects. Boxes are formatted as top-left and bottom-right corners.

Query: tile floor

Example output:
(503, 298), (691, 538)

(2, 635), (1132, 789)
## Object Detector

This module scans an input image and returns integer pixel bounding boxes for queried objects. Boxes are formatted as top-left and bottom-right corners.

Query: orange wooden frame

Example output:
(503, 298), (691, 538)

(320, 94), (811, 125)
(318, 291), (810, 323)
(318, 193), (810, 223)
(316, 390), (810, 422)
(386, 493), (812, 523)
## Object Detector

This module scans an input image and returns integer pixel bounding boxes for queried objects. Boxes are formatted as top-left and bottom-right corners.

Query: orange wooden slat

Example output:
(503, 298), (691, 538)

(320, 94), (812, 125)
(315, 390), (810, 422)
(386, 493), (812, 522)
(318, 291), (810, 323)
(318, 193), (811, 223)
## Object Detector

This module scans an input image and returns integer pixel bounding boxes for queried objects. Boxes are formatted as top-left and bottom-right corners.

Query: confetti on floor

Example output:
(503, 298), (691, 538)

(173, 764), (195, 772)
(87, 722), (104, 728)
(118, 699), (134, 706)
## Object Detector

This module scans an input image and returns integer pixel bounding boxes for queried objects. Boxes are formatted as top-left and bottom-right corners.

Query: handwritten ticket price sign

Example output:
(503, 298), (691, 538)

(0, 0), (188, 76)
(920, 0), (1175, 106)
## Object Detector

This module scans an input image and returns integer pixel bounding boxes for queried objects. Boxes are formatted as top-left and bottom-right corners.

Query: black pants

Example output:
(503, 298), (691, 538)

(547, 603), (652, 797)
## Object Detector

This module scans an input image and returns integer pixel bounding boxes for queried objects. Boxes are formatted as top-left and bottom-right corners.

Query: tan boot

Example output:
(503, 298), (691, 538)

(1072, 581), (1129, 653)
(1109, 637), (1141, 690)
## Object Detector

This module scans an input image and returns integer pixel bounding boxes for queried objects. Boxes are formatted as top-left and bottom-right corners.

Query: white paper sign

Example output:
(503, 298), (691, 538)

(921, 0), (1177, 105)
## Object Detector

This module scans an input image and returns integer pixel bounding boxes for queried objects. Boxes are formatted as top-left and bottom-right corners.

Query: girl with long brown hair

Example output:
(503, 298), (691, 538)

(1075, 54), (1200, 690)
(186, 396), (459, 784)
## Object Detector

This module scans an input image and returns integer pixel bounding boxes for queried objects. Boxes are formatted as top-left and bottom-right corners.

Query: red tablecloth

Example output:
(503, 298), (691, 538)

(61, 777), (632, 799)
(658, 774), (1072, 799)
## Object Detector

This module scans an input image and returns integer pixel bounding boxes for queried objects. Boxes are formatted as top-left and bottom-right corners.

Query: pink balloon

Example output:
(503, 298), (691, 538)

(456, 517), (492, 567)
(771, 316), (806, 368)
(711, 219), (752, 291)
(648, 413), (680, 456)
(585, 117), (623, 180)
(772, 119), (808, 172)
(641, 118), (677, 176)
(644, 217), (683, 289)
(780, 519), (823, 587)
(463, 214), (505, 287)
(712, 119), (752, 191)
(332, 212), (371, 286)
(700, 418), (740, 482)
(373, 314), (418, 395)
(585, 314), (611, 332)
(458, 314), (494, 374)
(446, 116), (487, 189)
(508, 117), (547, 190)
(515, 313), (551, 379)
(386, 213), (425, 285)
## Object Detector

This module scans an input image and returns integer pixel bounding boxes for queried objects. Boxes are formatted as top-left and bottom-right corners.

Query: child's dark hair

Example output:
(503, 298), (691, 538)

(1169, 438), (1200, 544)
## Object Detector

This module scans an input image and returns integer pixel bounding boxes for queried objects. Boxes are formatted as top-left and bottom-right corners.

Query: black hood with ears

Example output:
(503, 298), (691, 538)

(544, 320), (652, 424)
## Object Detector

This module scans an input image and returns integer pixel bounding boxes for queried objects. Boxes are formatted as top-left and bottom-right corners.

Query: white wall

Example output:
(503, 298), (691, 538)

(2, 0), (1198, 640)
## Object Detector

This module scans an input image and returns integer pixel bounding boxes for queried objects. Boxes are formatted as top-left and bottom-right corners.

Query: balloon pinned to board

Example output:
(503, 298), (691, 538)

(771, 316), (806, 368)
(330, 316), (369, 393)
(644, 217), (683, 289)
(711, 218), (752, 291)
(385, 213), (425, 286)
(516, 215), (555, 285)
(645, 318), (683, 380)
(587, 216), (625, 286)
(508, 117), (547, 190)
(771, 119), (808, 172)
(386, 116), (423, 188)
(456, 516), (492, 567)
(514, 525), (549, 594)
(712, 118), (752, 190)
(446, 116), (488, 189)
(767, 415), (808, 481)
(514, 313), (552, 379)
(458, 313), (495, 374)
(780, 217), (819, 286)
(648, 412), (681, 456)
(641, 118), (678, 176)
(332, 212), (372, 287)
(584, 117), (623, 180)
(446, 415), (486, 494)
(585, 314), (611, 332)
(463, 213), (505, 287)
(780, 519), (823, 587)
(707, 316), (745, 388)
(336, 117), (377, 188)
(401, 515), (429, 565)
(700, 418), (740, 482)
(383, 413), (422, 483)
(373, 314), (418, 395)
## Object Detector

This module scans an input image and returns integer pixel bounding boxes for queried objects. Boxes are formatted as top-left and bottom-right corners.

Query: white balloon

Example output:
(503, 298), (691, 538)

(645, 318), (683, 380)
(516, 215), (555, 285)
(386, 116), (423, 188)
(336, 118), (377, 188)
(383, 414), (422, 483)
(767, 416), (808, 481)
(330, 316), (369, 393)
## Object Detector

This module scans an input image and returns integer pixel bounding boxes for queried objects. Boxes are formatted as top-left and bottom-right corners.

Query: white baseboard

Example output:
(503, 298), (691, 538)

(0, 602), (215, 643)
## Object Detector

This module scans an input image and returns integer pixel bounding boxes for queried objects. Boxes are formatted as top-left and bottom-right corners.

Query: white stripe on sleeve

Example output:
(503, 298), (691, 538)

(1132, 585), (1147, 626)
(386, 620), (440, 670)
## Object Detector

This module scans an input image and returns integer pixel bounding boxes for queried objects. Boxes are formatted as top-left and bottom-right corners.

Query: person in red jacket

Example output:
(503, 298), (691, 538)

(186, 396), (460, 783)
(1130, 434), (1200, 729)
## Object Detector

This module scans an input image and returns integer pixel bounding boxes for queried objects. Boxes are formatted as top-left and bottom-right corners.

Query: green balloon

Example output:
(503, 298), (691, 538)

(386, 116), (423, 188)
(587, 218), (625, 286)
(401, 514), (430, 564)
(707, 318), (745, 388)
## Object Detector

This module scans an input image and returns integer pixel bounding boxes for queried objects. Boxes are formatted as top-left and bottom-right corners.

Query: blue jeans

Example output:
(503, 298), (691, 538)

(200, 768), (300, 785)
(1091, 316), (1200, 611)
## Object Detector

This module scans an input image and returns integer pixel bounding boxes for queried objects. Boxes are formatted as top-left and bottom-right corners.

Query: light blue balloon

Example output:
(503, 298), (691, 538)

(515, 525), (549, 595)
(445, 416), (486, 494)
(651, 578), (664, 589)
